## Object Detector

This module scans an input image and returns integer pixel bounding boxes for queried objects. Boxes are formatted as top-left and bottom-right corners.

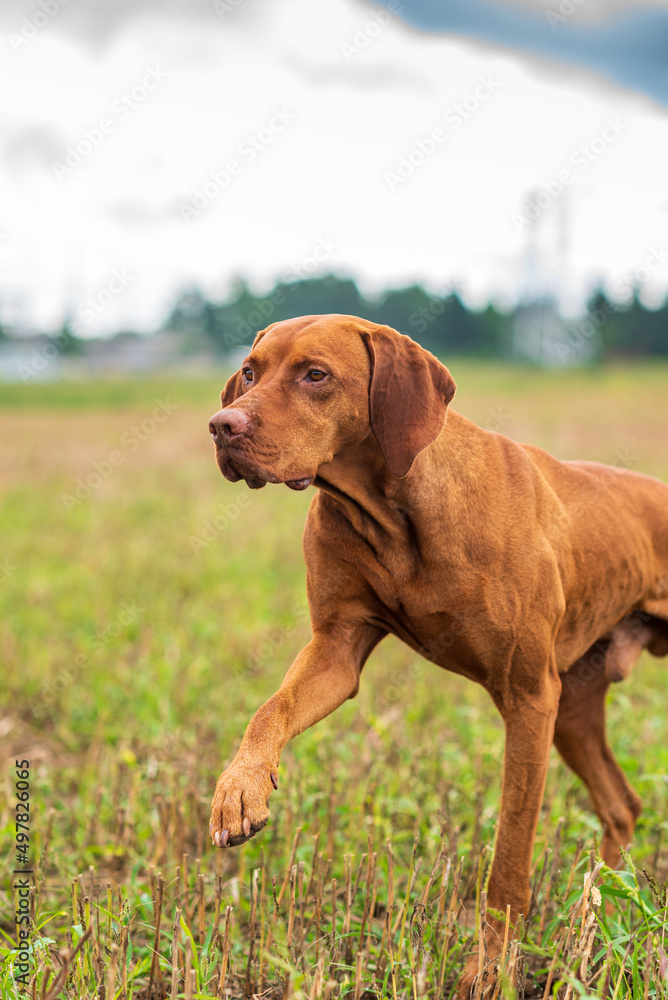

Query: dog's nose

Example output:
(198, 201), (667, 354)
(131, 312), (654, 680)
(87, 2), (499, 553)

(209, 407), (250, 444)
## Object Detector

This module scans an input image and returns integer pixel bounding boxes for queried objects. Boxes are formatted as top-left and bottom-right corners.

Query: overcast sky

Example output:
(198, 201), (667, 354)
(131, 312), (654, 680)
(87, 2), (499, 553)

(1, 0), (667, 336)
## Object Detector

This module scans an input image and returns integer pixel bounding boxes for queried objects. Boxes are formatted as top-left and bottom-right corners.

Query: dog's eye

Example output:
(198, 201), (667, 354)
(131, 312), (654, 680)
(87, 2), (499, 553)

(242, 368), (253, 382)
(306, 370), (327, 382)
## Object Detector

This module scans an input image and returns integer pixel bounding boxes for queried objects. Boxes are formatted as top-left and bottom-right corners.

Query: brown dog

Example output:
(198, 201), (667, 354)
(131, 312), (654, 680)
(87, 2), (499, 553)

(207, 314), (668, 996)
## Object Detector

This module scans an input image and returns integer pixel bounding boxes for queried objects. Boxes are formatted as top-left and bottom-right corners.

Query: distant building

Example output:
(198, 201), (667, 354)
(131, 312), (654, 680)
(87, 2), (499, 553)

(0, 330), (217, 383)
(512, 298), (598, 366)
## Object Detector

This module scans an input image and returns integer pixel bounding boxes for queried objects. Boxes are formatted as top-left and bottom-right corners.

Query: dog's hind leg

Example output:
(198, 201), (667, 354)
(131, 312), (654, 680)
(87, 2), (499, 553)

(554, 647), (642, 869)
(555, 614), (668, 867)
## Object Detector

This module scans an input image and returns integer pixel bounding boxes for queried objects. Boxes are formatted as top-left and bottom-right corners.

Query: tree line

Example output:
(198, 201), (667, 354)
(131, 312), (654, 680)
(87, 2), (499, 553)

(164, 275), (667, 361)
(2, 274), (664, 362)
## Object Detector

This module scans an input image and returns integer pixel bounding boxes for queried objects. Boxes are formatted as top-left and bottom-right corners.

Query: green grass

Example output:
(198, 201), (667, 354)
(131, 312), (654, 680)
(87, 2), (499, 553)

(1, 362), (668, 998)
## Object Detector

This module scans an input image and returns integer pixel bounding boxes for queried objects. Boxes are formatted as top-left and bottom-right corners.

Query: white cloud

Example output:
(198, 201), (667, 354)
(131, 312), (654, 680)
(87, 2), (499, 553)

(0, 0), (667, 335)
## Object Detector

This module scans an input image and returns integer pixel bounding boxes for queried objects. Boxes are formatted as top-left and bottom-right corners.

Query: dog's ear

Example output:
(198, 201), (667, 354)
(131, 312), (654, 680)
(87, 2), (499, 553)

(360, 326), (456, 478)
(221, 370), (243, 407)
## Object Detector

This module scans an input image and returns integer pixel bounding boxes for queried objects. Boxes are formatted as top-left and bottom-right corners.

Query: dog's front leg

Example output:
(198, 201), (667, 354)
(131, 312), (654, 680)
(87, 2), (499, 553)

(210, 621), (383, 847)
(459, 670), (561, 998)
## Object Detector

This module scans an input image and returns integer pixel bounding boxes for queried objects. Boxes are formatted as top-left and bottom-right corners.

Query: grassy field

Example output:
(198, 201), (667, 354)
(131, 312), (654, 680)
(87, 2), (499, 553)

(1, 361), (668, 999)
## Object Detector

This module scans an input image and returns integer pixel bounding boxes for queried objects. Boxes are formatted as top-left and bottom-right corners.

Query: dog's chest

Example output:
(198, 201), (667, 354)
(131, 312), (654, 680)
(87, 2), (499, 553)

(360, 542), (530, 681)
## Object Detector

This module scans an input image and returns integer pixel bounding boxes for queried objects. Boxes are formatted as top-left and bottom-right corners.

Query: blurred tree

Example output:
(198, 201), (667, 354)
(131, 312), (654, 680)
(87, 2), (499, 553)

(166, 286), (219, 349)
(618, 292), (668, 355)
(163, 276), (668, 362)
(57, 318), (83, 355)
(586, 289), (619, 356)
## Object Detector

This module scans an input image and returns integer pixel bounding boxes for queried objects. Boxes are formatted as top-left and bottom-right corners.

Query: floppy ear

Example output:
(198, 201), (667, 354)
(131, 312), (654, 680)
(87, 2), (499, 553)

(360, 326), (456, 478)
(221, 370), (243, 407)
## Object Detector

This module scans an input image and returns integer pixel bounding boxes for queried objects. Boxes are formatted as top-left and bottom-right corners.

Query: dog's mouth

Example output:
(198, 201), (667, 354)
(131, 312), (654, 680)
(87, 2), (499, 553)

(219, 453), (313, 492)
(221, 456), (266, 489)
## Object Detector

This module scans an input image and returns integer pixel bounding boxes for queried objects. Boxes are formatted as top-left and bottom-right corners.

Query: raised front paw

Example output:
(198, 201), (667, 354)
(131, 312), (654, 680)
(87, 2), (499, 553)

(209, 760), (278, 848)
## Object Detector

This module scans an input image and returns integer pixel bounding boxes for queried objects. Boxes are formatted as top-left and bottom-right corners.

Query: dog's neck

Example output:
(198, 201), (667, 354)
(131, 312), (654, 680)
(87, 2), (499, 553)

(314, 436), (396, 533)
(313, 419), (456, 550)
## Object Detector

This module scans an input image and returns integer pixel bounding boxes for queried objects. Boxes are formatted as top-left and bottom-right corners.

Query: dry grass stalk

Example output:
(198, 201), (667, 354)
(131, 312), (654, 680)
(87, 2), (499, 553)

(354, 949), (363, 1000)
(287, 865), (297, 956)
(198, 871), (206, 946)
(106, 943), (118, 1000)
(182, 853), (190, 926)
(120, 922), (129, 999)
(184, 932), (192, 999)
(258, 855), (267, 993)
(386, 909), (399, 1000)
(395, 835), (419, 954)
(148, 872), (165, 996)
(490, 904), (512, 1000)
(330, 877), (338, 964)
(309, 953), (325, 1000)
(305, 834), (320, 901)
(217, 905), (233, 998)
(297, 860), (306, 953)
(170, 906), (181, 1000)
(438, 857), (464, 995)
(184, 955), (194, 1000)
(474, 890), (489, 1000)
(245, 867), (260, 998)
(365, 852), (378, 960)
(278, 828), (302, 907)
(344, 855), (353, 943)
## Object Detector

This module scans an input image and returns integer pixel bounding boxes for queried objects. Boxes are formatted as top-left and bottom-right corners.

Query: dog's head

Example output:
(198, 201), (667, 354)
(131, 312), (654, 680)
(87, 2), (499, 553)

(208, 314), (456, 490)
